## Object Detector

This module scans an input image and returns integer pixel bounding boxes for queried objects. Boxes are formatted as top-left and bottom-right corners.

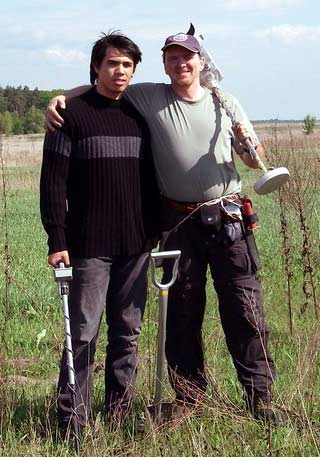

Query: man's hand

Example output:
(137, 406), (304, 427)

(45, 85), (93, 132)
(48, 250), (70, 267)
(45, 95), (66, 132)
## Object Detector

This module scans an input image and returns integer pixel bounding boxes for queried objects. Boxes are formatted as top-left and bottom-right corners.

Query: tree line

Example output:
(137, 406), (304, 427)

(0, 85), (64, 135)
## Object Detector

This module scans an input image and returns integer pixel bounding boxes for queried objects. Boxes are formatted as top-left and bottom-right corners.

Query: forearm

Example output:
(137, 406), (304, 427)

(40, 133), (70, 252)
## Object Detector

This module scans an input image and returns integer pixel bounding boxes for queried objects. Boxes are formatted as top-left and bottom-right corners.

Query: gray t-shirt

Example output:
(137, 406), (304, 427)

(125, 83), (258, 202)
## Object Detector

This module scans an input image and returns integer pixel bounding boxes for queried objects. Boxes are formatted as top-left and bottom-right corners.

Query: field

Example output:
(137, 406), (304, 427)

(0, 126), (319, 456)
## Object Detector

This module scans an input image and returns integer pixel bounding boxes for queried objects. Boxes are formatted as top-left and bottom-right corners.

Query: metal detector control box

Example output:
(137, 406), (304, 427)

(54, 264), (73, 282)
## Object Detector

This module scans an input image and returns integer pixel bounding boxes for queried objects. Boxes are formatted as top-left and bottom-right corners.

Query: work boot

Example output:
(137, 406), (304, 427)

(249, 398), (288, 426)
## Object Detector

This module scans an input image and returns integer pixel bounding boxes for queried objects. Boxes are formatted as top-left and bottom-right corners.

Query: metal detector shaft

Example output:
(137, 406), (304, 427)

(150, 250), (181, 421)
(54, 262), (80, 454)
(200, 73), (268, 173)
(190, 23), (264, 169)
(190, 23), (289, 193)
(211, 85), (267, 172)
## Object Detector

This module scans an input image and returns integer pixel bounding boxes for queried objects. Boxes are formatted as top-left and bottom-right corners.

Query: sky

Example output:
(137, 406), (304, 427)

(1, 0), (319, 120)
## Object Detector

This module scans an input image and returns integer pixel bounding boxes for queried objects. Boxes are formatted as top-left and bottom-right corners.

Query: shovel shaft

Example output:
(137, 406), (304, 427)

(155, 288), (169, 405)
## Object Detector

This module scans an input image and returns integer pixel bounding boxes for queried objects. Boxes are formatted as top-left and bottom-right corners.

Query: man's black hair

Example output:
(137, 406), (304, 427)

(90, 31), (142, 84)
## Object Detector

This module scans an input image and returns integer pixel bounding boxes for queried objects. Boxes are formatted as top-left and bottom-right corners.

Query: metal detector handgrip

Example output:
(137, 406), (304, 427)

(54, 262), (72, 296)
(150, 250), (181, 290)
(53, 262), (80, 453)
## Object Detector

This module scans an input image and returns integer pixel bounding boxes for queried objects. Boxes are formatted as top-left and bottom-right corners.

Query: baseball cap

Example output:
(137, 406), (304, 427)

(161, 33), (201, 53)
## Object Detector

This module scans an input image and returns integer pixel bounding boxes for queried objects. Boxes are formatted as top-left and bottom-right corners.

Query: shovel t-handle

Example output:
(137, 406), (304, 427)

(150, 250), (181, 290)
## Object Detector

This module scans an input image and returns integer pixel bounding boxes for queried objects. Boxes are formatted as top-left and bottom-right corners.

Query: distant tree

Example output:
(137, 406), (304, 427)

(303, 114), (316, 135)
(0, 86), (66, 134)
(0, 111), (13, 135)
(0, 95), (7, 112)
(23, 106), (44, 134)
(11, 112), (24, 135)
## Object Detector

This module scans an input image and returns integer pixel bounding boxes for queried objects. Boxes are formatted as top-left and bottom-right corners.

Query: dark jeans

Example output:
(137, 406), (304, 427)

(161, 205), (276, 405)
(57, 253), (149, 427)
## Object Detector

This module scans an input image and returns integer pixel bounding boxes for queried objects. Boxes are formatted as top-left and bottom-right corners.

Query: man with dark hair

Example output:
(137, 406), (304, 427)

(89, 32), (142, 85)
(45, 30), (284, 424)
(40, 32), (159, 433)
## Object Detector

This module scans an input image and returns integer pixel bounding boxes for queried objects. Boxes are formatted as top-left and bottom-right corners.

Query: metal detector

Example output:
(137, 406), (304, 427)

(54, 262), (80, 454)
(147, 250), (181, 425)
(188, 23), (290, 195)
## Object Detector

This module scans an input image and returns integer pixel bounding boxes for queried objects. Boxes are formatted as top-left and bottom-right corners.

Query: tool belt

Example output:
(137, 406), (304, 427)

(160, 194), (240, 215)
(161, 194), (241, 231)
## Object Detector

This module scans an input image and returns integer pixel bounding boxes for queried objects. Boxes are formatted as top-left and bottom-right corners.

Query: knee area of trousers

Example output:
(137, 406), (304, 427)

(171, 280), (206, 296)
(109, 325), (141, 342)
(241, 304), (269, 336)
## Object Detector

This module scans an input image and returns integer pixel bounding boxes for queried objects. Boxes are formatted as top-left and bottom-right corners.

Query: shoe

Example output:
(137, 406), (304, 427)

(251, 398), (288, 426)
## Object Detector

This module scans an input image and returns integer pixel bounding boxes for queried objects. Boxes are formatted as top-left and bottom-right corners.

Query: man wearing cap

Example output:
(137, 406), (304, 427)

(45, 30), (283, 424)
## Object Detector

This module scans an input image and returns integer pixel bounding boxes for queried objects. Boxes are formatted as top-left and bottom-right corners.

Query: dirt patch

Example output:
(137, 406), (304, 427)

(1, 134), (44, 167)
(0, 358), (35, 368)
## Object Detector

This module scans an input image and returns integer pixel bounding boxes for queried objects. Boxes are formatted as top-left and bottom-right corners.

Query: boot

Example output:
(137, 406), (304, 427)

(248, 397), (288, 426)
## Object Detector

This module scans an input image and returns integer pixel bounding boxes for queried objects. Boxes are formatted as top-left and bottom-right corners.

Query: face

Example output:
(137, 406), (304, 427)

(94, 46), (135, 99)
(163, 46), (205, 89)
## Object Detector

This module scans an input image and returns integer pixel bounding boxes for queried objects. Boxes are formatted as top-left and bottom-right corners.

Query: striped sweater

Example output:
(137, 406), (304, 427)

(40, 88), (159, 258)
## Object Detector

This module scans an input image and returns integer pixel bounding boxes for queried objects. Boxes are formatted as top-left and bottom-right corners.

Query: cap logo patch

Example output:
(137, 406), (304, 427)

(172, 33), (188, 42)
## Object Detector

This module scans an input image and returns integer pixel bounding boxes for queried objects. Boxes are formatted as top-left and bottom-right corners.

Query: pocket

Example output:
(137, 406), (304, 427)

(227, 249), (252, 276)
(245, 232), (262, 272)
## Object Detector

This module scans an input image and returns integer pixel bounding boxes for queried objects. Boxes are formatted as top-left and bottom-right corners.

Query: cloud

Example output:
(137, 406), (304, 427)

(258, 25), (320, 45)
(44, 47), (87, 63)
(223, 0), (302, 11)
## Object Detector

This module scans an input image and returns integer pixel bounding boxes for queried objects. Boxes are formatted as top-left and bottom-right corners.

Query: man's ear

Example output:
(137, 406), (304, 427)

(93, 64), (100, 79)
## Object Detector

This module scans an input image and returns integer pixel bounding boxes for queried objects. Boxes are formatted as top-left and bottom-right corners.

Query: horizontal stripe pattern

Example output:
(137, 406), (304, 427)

(40, 88), (159, 258)
(73, 135), (142, 160)
(44, 130), (71, 157)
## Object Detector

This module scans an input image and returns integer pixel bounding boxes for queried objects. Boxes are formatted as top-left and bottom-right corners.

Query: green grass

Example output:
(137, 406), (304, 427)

(0, 147), (320, 456)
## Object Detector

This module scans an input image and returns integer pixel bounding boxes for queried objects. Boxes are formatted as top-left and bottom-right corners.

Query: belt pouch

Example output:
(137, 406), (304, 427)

(200, 203), (221, 231)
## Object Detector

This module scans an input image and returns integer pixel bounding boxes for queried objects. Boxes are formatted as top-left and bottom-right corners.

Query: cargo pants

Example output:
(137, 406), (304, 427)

(161, 204), (276, 405)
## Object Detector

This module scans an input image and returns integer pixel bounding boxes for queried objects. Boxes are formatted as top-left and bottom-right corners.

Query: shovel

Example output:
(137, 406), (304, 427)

(147, 250), (181, 424)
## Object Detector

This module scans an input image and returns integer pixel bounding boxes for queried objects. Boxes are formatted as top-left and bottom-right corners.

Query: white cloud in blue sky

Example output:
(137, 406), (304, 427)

(0, 0), (319, 119)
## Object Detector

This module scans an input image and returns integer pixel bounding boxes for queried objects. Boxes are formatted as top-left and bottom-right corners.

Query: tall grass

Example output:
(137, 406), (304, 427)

(0, 131), (319, 456)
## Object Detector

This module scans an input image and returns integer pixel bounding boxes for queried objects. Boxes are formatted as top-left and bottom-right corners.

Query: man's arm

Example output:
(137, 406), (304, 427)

(45, 85), (92, 131)
(45, 83), (158, 131)
(233, 122), (265, 169)
(227, 94), (265, 169)
(40, 128), (72, 265)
